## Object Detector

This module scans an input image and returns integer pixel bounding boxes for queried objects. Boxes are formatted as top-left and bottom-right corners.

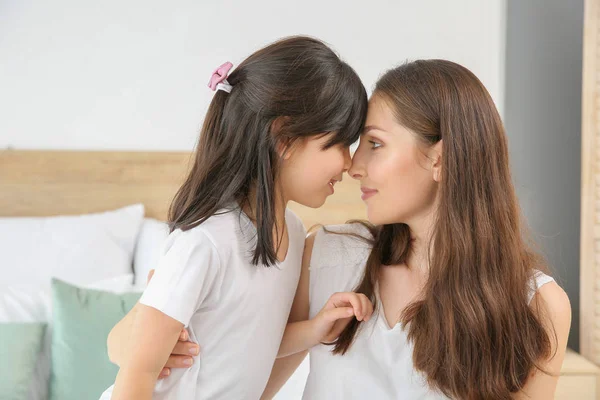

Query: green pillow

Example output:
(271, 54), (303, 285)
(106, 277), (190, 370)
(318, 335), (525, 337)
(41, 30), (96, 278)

(0, 322), (46, 400)
(50, 278), (141, 400)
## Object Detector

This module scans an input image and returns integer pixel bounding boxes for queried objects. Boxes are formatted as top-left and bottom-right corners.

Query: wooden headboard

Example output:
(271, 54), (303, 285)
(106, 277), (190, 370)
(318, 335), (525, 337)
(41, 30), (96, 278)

(0, 150), (366, 229)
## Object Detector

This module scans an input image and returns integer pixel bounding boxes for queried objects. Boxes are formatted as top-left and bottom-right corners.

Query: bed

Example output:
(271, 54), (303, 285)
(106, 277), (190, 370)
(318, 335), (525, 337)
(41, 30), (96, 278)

(0, 149), (365, 400)
(0, 148), (592, 399)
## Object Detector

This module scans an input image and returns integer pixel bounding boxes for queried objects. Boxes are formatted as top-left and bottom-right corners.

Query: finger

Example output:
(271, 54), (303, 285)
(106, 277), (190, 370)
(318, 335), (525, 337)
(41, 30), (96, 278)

(172, 340), (200, 356)
(179, 328), (189, 341)
(158, 367), (170, 379)
(348, 293), (364, 321)
(331, 293), (363, 320)
(147, 269), (155, 284)
(357, 294), (368, 321)
(326, 317), (354, 340)
(324, 306), (355, 322)
(163, 355), (195, 369)
(358, 294), (373, 321)
(355, 293), (372, 321)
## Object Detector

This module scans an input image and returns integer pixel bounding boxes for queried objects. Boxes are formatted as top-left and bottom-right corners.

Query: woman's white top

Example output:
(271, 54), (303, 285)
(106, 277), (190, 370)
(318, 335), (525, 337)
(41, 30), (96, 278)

(303, 223), (555, 400)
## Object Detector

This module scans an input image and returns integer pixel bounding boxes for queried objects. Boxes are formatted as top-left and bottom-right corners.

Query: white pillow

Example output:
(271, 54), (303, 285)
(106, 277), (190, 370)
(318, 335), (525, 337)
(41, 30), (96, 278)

(0, 274), (135, 323)
(133, 218), (169, 288)
(0, 273), (135, 400)
(0, 204), (143, 400)
(88, 273), (136, 292)
(0, 204), (144, 289)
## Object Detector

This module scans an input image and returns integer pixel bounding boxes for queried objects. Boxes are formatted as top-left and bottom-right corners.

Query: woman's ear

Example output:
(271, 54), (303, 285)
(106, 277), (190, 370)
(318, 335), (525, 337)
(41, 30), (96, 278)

(431, 140), (443, 182)
(270, 116), (293, 159)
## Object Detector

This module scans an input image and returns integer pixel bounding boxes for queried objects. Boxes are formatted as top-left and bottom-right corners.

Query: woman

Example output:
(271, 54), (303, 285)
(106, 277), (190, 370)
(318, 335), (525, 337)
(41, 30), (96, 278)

(272, 59), (571, 399)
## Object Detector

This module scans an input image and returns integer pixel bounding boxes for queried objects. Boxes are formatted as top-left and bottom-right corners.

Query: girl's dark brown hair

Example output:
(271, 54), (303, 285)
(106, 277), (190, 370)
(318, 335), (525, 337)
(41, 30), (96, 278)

(332, 60), (553, 399)
(169, 36), (367, 266)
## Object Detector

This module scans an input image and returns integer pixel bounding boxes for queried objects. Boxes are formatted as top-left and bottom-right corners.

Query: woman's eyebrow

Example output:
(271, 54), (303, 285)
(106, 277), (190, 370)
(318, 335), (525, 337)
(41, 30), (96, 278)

(363, 125), (389, 135)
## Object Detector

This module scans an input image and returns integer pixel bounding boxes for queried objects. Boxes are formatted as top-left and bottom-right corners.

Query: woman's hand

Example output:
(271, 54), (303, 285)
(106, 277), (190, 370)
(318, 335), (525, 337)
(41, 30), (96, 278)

(146, 270), (201, 380)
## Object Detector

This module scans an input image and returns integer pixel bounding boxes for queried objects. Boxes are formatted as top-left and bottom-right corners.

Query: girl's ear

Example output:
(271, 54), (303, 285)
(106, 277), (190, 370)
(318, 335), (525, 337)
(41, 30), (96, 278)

(270, 116), (293, 159)
(431, 140), (443, 182)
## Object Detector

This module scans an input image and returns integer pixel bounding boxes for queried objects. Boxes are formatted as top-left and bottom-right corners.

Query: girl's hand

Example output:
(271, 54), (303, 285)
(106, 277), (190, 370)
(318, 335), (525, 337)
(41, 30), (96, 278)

(311, 292), (373, 343)
(146, 270), (201, 379)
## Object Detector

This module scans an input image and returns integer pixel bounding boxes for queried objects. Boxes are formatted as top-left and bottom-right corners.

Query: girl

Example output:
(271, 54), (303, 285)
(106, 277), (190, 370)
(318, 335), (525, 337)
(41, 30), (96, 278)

(157, 60), (571, 400)
(100, 36), (372, 400)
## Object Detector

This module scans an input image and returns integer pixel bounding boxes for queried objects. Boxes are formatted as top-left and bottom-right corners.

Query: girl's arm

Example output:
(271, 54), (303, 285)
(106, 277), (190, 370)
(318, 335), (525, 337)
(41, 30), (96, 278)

(111, 230), (220, 399)
(277, 290), (371, 358)
(107, 302), (139, 366)
(107, 270), (197, 378)
(514, 282), (572, 399)
(260, 232), (314, 400)
(261, 232), (372, 399)
(111, 304), (185, 399)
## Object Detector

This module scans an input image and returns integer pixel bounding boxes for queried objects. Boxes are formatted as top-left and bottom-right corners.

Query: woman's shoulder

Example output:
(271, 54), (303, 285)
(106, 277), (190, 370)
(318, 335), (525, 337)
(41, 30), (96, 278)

(534, 281), (571, 318)
(527, 270), (564, 304)
(305, 223), (373, 316)
(525, 274), (572, 390)
(318, 221), (373, 236)
(529, 271), (571, 328)
(308, 222), (373, 270)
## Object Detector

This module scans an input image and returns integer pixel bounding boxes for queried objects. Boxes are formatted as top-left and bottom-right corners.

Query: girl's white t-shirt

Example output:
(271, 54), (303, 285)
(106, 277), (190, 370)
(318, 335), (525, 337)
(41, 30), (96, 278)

(303, 223), (555, 400)
(100, 206), (306, 400)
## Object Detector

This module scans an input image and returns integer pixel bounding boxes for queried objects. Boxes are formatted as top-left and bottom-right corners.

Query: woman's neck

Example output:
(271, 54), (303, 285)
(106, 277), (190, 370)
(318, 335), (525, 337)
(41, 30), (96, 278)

(405, 207), (438, 274)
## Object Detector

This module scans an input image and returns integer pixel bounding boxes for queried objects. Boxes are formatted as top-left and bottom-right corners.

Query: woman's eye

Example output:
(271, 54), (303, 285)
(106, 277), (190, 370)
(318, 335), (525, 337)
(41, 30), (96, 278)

(369, 140), (382, 149)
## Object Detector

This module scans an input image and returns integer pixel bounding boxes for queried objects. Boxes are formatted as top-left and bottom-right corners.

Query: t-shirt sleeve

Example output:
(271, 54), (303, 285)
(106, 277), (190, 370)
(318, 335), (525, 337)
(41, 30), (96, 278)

(139, 229), (221, 326)
(308, 224), (372, 319)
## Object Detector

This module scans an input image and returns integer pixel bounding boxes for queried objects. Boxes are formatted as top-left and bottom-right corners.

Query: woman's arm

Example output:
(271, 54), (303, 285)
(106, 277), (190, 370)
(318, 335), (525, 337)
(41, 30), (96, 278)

(260, 232), (315, 400)
(111, 304), (185, 399)
(514, 282), (572, 399)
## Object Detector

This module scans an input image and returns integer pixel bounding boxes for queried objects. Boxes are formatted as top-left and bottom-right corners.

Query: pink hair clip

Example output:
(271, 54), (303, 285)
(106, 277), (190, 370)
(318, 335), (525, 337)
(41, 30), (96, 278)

(208, 61), (234, 93)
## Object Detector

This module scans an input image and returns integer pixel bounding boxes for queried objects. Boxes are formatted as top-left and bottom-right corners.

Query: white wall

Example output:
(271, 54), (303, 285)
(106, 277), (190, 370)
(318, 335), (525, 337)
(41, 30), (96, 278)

(0, 2), (506, 398)
(0, 0), (506, 151)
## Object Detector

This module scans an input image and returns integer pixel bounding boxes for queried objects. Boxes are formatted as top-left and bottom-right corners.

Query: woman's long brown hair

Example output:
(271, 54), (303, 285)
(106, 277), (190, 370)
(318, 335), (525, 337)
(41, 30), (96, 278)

(332, 60), (554, 399)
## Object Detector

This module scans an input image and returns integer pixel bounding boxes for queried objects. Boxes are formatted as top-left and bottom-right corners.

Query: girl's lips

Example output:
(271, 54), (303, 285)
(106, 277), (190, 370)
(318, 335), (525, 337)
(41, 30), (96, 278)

(328, 179), (338, 194)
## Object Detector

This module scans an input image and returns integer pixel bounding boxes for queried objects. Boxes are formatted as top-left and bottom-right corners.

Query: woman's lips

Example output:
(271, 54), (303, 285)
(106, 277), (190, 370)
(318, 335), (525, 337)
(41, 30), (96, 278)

(361, 187), (378, 201)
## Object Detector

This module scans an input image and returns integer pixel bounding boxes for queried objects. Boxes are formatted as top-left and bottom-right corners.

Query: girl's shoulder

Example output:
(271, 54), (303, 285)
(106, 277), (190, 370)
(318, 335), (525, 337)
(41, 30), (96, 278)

(285, 207), (308, 239)
(164, 207), (249, 260)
